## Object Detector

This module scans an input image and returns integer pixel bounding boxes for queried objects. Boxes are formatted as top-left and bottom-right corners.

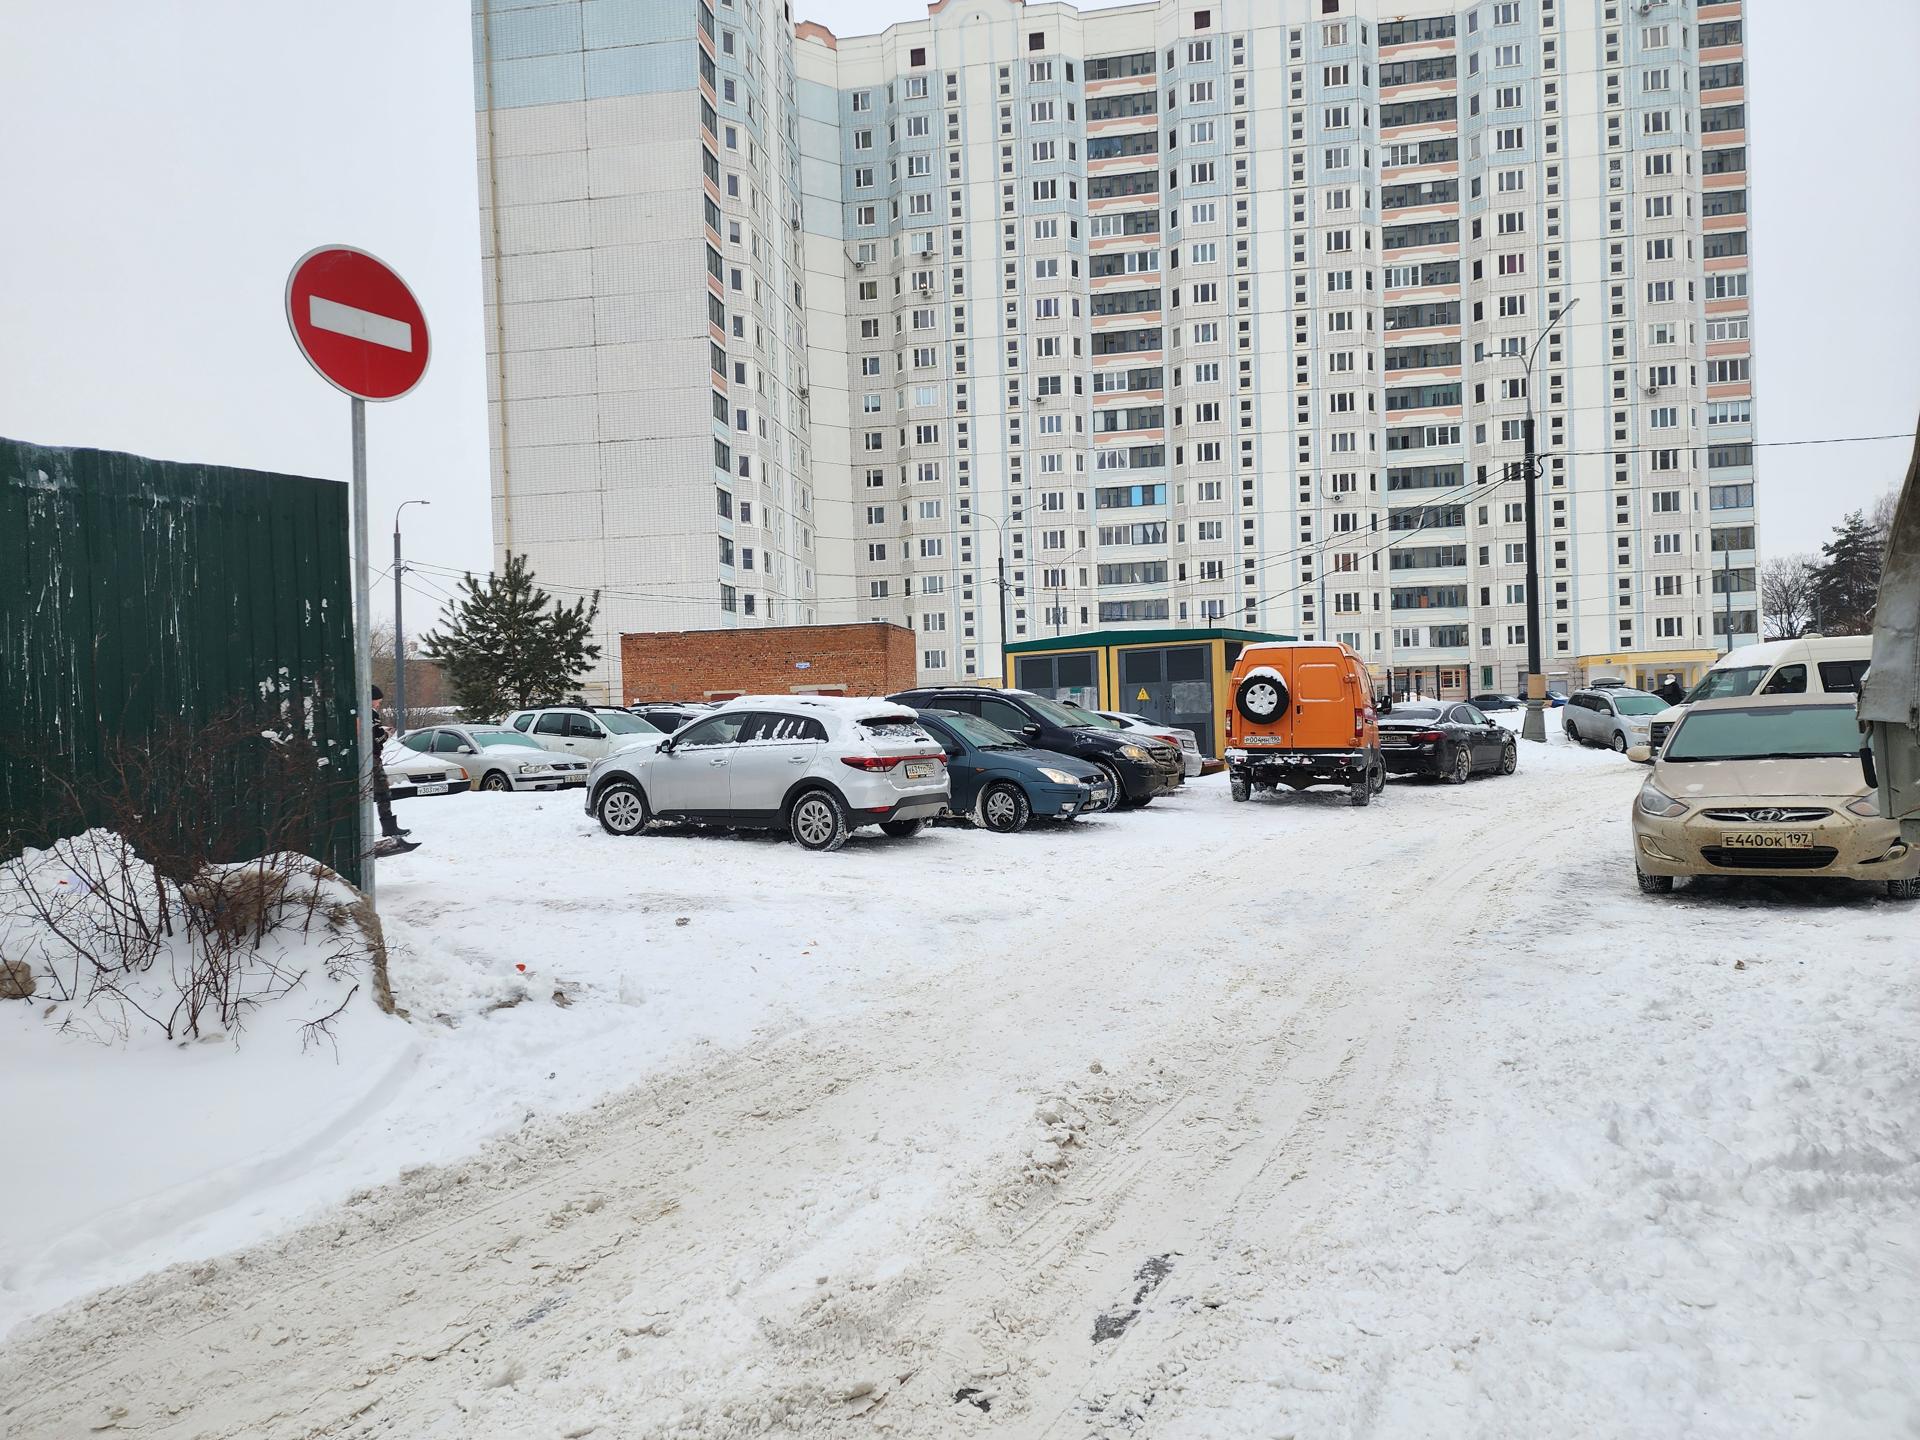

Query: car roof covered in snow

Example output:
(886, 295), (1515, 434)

(714, 694), (920, 720)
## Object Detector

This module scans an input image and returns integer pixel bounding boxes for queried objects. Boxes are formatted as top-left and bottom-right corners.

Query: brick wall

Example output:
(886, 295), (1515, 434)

(619, 623), (919, 703)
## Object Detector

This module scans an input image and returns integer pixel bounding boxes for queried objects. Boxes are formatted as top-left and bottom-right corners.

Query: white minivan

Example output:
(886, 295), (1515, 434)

(1649, 635), (1874, 753)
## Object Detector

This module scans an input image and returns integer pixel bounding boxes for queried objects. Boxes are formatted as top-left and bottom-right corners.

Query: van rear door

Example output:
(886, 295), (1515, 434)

(1292, 648), (1352, 750)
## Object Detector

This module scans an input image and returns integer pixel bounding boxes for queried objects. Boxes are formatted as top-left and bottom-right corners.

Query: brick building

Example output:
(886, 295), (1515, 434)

(619, 622), (919, 704)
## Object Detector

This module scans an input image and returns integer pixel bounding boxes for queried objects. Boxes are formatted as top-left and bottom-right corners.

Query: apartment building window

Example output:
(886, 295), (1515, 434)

(923, 649), (948, 669)
(1642, 110), (1672, 135)
(1707, 357), (1751, 384)
(1494, 44), (1521, 66)
(1495, 127), (1524, 152)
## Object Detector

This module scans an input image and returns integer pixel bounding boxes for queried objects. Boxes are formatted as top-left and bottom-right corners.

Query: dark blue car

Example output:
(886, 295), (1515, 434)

(915, 710), (1110, 831)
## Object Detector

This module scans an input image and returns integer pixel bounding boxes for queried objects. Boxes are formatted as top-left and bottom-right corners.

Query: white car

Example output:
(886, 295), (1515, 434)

(398, 723), (568, 792)
(382, 742), (471, 801)
(1649, 634), (1875, 754)
(586, 695), (949, 852)
(503, 706), (668, 765)
(1100, 711), (1204, 778)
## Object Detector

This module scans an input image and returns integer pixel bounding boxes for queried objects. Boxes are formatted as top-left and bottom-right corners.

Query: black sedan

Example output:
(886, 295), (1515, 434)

(1469, 692), (1523, 712)
(1378, 702), (1517, 784)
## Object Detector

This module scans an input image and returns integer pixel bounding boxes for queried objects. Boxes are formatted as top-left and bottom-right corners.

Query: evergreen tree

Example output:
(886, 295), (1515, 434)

(1807, 509), (1884, 636)
(421, 553), (601, 720)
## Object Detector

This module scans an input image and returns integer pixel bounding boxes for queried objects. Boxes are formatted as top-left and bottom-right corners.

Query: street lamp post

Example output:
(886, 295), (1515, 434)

(392, 499), (431, 735)
(971, 509), (1017, 687)
(1517, 297), (1578, 743)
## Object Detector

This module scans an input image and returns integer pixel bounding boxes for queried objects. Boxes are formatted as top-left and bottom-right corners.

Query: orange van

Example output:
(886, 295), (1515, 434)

(1224, 641), (1385, 806)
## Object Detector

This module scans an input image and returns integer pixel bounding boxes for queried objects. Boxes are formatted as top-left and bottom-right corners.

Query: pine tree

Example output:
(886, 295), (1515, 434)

(1807, 510), (1884, 637)
(421, 553), (601, 720)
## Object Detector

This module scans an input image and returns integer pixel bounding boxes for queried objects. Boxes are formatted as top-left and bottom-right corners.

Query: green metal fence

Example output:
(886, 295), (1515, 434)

(0, 436), (362, 883)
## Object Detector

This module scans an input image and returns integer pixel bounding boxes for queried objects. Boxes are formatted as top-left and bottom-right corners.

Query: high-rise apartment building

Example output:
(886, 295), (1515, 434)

(474, 0), (1758, 701)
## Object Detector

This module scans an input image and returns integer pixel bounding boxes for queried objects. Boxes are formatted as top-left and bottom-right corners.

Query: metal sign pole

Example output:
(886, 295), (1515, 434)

(351, 397), (377, 906)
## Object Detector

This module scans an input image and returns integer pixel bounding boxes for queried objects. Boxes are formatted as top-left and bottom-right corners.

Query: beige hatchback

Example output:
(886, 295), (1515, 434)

(1630, 695), (1920, 898)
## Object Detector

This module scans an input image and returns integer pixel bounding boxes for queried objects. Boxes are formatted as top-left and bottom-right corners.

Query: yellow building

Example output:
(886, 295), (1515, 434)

(1003, 627), (1292, 758)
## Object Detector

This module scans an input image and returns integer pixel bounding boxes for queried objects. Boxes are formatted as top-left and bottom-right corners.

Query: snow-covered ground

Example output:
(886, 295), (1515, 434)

(2, 725), (1916, 1438)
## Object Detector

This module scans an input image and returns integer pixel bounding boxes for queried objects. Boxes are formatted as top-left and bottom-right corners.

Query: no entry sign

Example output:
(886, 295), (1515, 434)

(285, 245), (430, 401)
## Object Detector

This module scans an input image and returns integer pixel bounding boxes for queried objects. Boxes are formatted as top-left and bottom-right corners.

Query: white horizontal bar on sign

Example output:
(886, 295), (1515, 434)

(309, 294), (412, 352)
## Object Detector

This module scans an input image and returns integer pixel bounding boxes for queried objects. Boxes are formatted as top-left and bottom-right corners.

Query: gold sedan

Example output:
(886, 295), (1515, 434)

(1630, 695), (1920, 898)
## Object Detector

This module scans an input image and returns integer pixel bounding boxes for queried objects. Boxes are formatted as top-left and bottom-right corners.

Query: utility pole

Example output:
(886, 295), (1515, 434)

(392, 499), (431, 735)
(998, 550), (1011, 688)
(1518, 297), (1578, 743)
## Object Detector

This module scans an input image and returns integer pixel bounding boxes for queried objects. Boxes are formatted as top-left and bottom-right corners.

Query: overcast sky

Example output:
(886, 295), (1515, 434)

(1, 0), (1913, 638)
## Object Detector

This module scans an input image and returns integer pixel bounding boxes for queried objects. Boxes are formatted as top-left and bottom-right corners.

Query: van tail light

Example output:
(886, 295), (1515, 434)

(1356, 707), (1375, 736)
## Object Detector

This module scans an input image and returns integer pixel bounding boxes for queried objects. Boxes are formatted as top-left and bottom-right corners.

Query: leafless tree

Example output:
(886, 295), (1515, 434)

(1760, 553), (1819, 640)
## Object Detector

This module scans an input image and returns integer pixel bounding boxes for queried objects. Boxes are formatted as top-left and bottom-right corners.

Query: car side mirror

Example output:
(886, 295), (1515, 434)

(1377, 697), (1393, 714)
(1022, 723), (1042, 741)
(457, 744), (476, 755)
(1626, 745), (1652, 764)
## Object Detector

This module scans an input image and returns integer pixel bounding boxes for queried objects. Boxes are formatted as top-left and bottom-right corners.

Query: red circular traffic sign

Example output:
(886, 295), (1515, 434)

(285, 246), (430, 401)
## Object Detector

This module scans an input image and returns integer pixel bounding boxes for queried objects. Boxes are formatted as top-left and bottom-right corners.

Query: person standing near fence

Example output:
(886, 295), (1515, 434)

(368, 684), (415, 851)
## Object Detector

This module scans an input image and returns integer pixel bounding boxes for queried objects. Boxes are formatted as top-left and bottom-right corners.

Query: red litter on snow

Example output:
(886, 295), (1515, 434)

(515, 963), (528, 973)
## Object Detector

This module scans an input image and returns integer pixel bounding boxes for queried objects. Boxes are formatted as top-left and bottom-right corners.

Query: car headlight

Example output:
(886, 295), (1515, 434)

(1038, 767), (1079, 785)
(1118, 743), (1150, 761)
(1637, 780), (1685, 818)
(1846, 796), (1883, 818)
(516, 761), (542, 775)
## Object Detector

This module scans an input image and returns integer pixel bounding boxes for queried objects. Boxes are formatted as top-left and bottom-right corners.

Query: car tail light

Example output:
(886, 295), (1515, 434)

(1416, 730), (1446, 743)
(1154, 733), (1181, 747)
(841, 755), (904, 771)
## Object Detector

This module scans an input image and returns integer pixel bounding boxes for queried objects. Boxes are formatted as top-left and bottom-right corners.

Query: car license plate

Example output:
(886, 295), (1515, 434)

(904, 760), (935, 780)
(1721, 829), (1813, 849)
(415, 782), (449, 796)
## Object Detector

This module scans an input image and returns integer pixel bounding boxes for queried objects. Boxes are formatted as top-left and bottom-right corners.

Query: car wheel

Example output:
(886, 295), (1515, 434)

(595, 781), (649, 837)
(1564, 719), (1579, 742)
(1610, 731), (1629, 754)
(1447, 744), (1472, 784)
(975, 781), (1031, 834)
(1499, 742), (1518, 776)
(1636, 867), (1674, 895)
(789, 789), (850, 852)
(1235, 673), (1289, 724)
(1887, 876), (1920, 901)
(880, 817), (925, 838)
(1090, 762), (1124, 814)
(480, 770), (512, 793)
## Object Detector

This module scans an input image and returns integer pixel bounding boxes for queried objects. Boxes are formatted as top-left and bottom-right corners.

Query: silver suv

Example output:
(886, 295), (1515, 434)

(585, 696), (950, 852)
(1563, 687), (1667, 754)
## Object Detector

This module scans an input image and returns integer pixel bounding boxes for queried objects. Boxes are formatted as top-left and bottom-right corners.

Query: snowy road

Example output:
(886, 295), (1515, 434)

(4, 737), (1917, 1438)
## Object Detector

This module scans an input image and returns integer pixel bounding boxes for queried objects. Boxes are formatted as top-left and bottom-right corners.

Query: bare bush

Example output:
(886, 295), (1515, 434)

(0, 703), (388, 1044)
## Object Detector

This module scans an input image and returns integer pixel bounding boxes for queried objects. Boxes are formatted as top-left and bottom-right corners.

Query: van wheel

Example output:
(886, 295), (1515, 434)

(1610, 732), (1629, 754)
(975, 782), (1031, 834)
(1229, 775), (1250, 802)
(1887, 876), (1920, 901)
(1564, 719), (1579, 742)
(789, 790), (850, 852)
(1090, 762), (1124, 813)
(595, 781), (649, 836)
(1447, 745), (1472, 784)
(1637, 868), (1674, 895)
(1348, 777), (1372, 807)
(1236, 673), (1289, 724)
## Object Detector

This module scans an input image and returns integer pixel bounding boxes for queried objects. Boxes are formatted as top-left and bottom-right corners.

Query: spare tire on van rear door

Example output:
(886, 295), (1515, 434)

(1236, 669), (1289, 724)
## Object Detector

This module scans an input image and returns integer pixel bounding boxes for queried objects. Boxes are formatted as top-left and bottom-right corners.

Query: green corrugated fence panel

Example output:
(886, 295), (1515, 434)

(0, 436), (362, 885)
